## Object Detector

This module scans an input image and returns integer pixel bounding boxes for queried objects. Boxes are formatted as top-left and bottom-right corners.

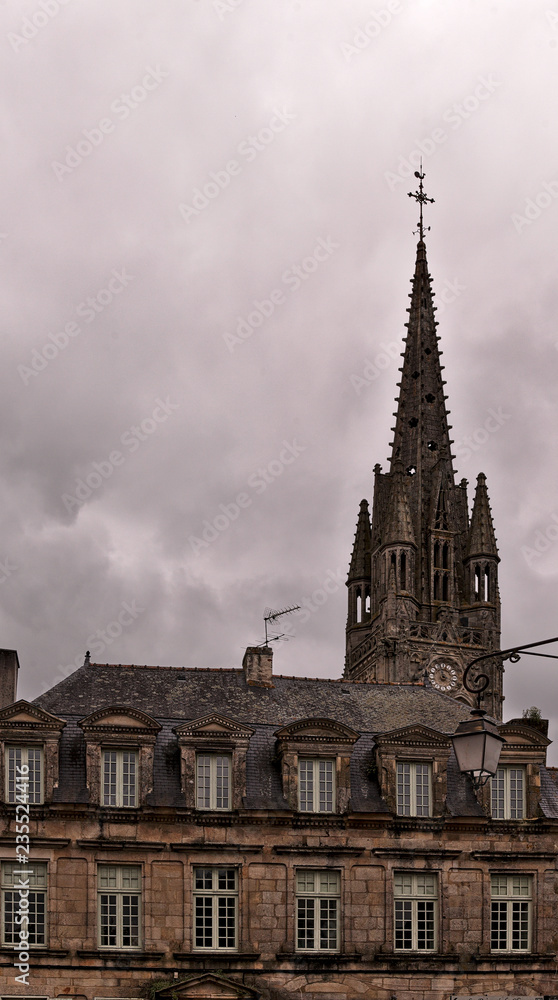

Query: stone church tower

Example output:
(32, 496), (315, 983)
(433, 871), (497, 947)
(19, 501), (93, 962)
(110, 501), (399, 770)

(345, 190), (502, 719)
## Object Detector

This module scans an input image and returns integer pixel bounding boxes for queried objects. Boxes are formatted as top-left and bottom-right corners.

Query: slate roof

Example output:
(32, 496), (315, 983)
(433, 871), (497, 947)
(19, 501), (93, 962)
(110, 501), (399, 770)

(32, 661), (555, 818)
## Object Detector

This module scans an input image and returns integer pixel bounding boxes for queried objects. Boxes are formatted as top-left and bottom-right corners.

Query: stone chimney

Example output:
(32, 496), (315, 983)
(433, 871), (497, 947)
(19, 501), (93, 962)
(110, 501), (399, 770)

(243, 646), (273, 688)
(0, 649), (19, 709)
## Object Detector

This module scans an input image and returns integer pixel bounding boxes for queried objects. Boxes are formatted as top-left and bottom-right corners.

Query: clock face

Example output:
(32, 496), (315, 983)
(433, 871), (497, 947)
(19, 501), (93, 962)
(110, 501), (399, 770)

(428, 662), (458, 692)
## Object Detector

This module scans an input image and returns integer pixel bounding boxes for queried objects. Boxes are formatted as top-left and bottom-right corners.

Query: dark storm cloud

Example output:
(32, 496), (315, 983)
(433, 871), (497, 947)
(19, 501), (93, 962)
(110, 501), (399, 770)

(1, 0), (557, 758)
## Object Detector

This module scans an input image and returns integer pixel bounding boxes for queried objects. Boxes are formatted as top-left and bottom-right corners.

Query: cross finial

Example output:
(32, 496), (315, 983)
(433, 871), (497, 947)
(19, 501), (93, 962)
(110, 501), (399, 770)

(408, 162), (434, 241)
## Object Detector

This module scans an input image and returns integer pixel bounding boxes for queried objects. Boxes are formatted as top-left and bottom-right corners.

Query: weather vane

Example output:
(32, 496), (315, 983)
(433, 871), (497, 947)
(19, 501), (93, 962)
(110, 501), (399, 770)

(408, 162), (434, 241)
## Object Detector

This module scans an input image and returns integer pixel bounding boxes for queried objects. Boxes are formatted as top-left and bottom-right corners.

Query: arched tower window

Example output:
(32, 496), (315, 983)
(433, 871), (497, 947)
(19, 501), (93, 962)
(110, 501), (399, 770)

(400, 552), (406, 590)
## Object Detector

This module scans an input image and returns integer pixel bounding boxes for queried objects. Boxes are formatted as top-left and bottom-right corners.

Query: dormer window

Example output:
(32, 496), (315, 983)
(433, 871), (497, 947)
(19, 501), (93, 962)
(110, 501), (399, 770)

(79, 707), (160, 808)
(0, 701), (65, 806)
(175, 715), (253, 811)
(491, 766), (525, 819)
(196, 753), (231, 810)
(103, 749), (138, 807)
(275, 718), (358, 815)
(299, 758), (335, 813)
(396, 761), (431, 817)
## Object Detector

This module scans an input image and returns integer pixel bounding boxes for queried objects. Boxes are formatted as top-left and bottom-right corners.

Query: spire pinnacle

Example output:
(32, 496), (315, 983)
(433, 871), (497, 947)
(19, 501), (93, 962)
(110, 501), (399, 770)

(407, 164), (434, 241)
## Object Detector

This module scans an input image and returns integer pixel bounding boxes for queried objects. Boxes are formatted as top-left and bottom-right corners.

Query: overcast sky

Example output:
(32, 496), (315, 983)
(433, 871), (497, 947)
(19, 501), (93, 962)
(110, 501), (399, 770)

(2, 0), (558, 759)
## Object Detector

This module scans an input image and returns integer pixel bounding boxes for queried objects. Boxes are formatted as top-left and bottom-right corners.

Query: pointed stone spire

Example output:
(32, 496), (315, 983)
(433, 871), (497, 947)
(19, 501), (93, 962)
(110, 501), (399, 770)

(389, 239), (454, 480)
(347, 500), (371, 582)
(467, 473), (499, 559)
(383, 464), (416, 546)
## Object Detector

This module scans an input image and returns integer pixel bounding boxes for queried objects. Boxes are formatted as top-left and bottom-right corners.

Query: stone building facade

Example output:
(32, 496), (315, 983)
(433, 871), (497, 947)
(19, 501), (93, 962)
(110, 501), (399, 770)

(0, 233), (557, 1000)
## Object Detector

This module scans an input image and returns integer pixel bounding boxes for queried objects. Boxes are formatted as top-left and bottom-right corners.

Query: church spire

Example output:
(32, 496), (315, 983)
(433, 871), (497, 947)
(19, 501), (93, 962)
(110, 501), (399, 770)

(467, 473), (499, 559)
(389, 237), (454, 480)
(348, 500), (372, 582)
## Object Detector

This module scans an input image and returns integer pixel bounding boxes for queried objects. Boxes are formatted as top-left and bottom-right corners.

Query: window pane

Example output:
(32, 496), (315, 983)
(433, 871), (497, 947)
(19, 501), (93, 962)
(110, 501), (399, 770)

(103, 752), (117, 807)
(397, 763), (411, 816)
(122, 894), (140, 947)
(318, 760), (334, 812)
(122, 752), (137, 808)
(195, 868), (213, 890)
(319, 897), (338, 950)
(195, 896), (213, 947)
(416, 900), (435, 949)
(216, 756), (230, 809)
(297, 897), (315, 949)
(415, 764), (430, 817)
(100, 894), (118, 947)
(394, 899), (413, 949)
(296, 871), (315, 893)
(299, 759), (314, 811)
(7, 747), (20, 804)
(491, 900), (508, 950)
(27, 748), (42, 804)
(510, 768), (524, 819)
(511, 900), (529, 950)
(197, 755), (211, 809)
(218, 896), (236, 948)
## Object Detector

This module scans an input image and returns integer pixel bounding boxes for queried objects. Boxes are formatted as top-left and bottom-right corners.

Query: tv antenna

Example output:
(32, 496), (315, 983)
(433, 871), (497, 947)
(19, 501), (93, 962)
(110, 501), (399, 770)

(261, 605), (301, 646)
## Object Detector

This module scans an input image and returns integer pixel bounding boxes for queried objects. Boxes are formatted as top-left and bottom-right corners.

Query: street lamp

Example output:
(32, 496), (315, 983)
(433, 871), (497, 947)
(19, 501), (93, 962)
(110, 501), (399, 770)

(451, 636), (558, 787)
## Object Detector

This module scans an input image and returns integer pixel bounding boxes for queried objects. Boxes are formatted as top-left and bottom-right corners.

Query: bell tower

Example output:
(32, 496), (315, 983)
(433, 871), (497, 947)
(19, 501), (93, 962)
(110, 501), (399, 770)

(344, 174), (502, 720)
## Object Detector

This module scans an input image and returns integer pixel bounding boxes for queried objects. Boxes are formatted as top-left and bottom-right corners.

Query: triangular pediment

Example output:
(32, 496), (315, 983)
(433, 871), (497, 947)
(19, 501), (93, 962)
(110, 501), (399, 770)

(376, 724), (450, 748)
(154, 973), (259, 1000)
(174, 714), (254, 739)
(0, 700), (65, 732)
(79, 706), (161, 733)
(499, 721), (551, 748)
(275, 717), (359, 742)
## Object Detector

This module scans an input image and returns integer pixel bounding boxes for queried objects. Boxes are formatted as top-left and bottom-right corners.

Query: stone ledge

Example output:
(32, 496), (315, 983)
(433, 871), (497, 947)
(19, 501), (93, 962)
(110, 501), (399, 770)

(273, 845), (364, 855)
(170, 843), (264, 852)
(276, 952), (362, 963)
(173, 951), (261, 960)
(76, 949), (165, 960)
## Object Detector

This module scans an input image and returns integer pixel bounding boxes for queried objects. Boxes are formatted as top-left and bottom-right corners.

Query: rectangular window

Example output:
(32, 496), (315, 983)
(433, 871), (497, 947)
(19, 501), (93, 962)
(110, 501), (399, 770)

(491, 874), (531, 952)
(396, 762), (431, 816)
(102, 750), (138, 807)
(296, 870), (340, 952)
(2, 862), (47, 947)
(193, 867), (238, 951)
(98, 865), (141, 949)
(196, 754), (231, 810)
(6, 747), (43, 805)
(394, 872), (437, 951)
(298, 759), (335, 812)
(491, 766), (525, 819)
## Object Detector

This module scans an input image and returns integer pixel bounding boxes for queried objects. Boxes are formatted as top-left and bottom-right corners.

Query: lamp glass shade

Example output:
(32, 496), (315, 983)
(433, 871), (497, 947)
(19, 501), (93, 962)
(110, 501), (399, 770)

(452, 712), (505, 780)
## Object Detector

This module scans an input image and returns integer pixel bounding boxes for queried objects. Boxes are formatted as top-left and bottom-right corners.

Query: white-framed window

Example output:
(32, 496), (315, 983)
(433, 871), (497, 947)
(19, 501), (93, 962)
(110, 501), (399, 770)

(98, 865), (141, 949)
(296, 869), (340, 952)
(196, 753), (231, 810)
(396, 762), (431, 817)
(5, 747), (43, 805)
(491, 766), (525, 819)
(193, 867), (238, 951)
(1, 862), (47, 947)
(491, 874), (532, 952)
(298, 758), (335, 812)
(394, 871), (437, 951)
(102, 750), (138, 807)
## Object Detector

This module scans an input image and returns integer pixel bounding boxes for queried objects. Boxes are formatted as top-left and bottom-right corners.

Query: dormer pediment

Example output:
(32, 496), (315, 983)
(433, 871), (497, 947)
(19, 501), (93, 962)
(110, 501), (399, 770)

(275, 717), (359, 744)
(174, 714), (254, 740)
(498, 721), (551, 749)
(375, 724), (451, 749)
(154, 973), (259, 1000)
(79, 706), (161, 735)
(0, 700), (66, 733)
